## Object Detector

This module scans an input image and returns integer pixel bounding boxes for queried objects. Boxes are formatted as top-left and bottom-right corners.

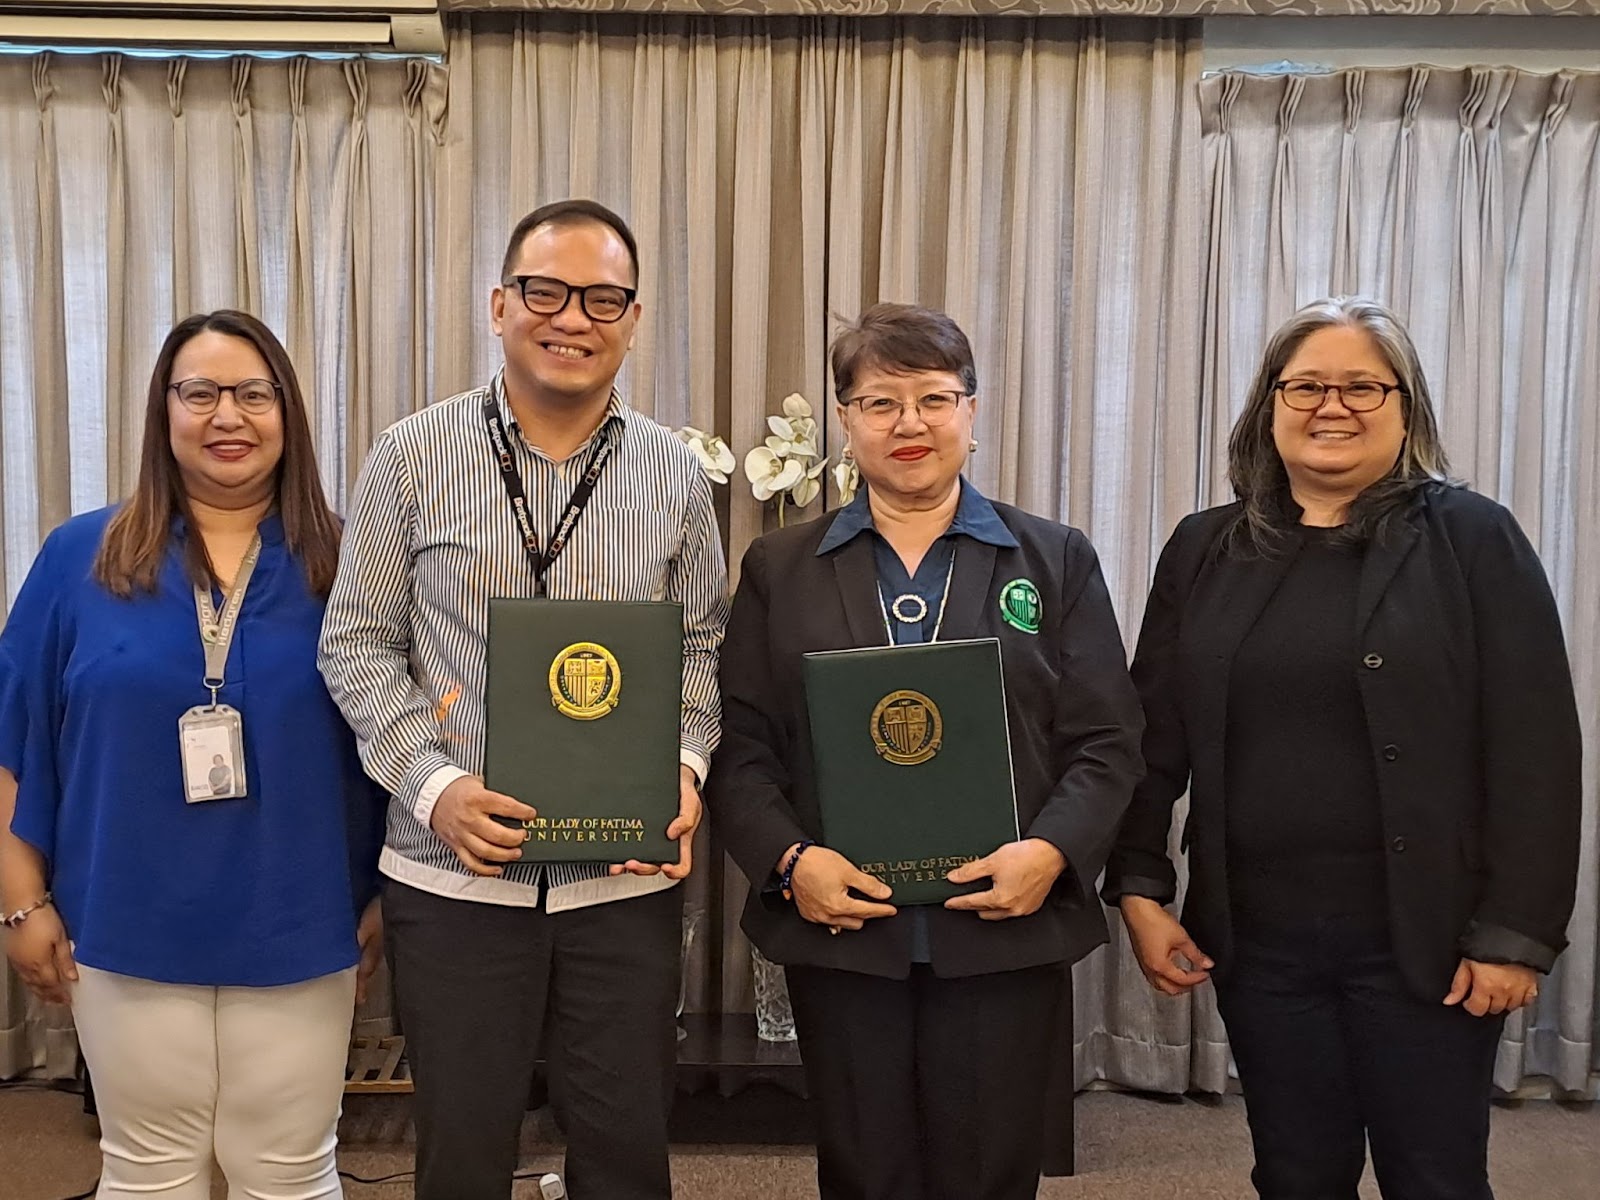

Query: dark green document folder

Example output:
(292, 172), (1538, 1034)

(803, 638), (1019, 905)
(485, 599), (682, 863)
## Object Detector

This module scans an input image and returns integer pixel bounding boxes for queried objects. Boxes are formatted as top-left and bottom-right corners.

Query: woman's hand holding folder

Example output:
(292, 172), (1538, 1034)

(944, 838), (1067, 921)
(778, 843), (897, 932)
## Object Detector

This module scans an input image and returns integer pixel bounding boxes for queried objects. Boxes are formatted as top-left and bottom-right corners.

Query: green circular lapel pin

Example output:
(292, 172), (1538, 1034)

(999, 578), (1042, 634)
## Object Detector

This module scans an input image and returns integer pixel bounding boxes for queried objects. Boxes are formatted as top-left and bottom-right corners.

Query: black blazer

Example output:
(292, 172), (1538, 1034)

(1103, 484), (1583, 1001)
(707, 499), (1144, 980)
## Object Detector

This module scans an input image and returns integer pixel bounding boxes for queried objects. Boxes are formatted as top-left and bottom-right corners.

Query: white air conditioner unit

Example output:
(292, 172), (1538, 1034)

(0, 1), (446, 54)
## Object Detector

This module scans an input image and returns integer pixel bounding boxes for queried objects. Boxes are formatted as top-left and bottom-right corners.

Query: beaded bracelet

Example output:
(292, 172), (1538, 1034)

(1, 892), (52, 929)
(778, 840), (816, 901)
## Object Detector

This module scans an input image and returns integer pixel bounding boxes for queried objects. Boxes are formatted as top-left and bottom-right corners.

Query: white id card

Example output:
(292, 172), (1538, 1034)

(179, 705), (248, 803)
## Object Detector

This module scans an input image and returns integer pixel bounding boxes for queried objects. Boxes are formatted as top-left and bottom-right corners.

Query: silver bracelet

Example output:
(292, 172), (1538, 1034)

(1, 893), (53, 929)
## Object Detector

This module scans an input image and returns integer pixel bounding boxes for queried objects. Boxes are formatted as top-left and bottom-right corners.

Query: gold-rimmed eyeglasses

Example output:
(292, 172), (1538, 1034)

(849, 390), (969, 431)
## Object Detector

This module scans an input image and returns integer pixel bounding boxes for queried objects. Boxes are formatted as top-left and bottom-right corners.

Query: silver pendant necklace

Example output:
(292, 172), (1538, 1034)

(877, 548), (957, 646)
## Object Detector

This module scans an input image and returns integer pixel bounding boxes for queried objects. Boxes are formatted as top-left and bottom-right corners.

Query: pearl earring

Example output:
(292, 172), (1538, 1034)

(968, 439), (979, 453)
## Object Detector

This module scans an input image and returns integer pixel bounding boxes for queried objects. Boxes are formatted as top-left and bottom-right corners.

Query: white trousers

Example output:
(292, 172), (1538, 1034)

(72, 964), (356, 1200)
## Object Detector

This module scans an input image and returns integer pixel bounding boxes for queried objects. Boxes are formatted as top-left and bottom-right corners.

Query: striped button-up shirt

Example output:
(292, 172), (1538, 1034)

(318, 369), (728, 911)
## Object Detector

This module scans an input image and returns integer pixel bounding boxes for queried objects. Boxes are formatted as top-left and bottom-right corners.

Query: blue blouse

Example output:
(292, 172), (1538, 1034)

(817, 479), (1020, 959)
(0, 507), (384, 987)
(818, 478), (1020, 642)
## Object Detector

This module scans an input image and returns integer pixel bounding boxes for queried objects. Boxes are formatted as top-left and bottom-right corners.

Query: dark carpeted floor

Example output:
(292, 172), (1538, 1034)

(2, 1085), (1595, 1199)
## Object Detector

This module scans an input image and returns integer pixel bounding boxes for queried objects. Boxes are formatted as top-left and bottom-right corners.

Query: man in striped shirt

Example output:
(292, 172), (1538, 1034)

(319, 200), (727, 1200)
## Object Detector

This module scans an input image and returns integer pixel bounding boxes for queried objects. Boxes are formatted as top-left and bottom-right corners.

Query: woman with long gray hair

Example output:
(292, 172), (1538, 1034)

(1104, 297), (1581, 1198)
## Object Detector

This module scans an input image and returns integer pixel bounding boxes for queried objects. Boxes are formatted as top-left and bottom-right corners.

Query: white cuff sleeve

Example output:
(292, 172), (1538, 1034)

(679, 749), (709, 788)
(414, 764), (472, 828)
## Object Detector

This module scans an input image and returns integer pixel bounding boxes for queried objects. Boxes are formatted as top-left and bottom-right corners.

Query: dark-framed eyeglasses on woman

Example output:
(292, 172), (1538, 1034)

(168, 378), (282, 415)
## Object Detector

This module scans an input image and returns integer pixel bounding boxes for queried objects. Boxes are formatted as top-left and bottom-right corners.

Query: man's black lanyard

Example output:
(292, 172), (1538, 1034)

(483, 394), (616, 596)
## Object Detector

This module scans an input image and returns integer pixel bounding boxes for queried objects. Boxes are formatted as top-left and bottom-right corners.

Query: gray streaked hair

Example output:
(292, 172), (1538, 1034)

(1225, 296), (1455, 555)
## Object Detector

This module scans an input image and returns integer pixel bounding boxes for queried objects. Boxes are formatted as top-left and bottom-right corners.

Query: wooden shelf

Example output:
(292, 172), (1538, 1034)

(676, 1012), (804, 1074)
(346, 1035), (411, 1094)
(344, 1006), (1069, 1173)
(345, 1013), (803, 1098)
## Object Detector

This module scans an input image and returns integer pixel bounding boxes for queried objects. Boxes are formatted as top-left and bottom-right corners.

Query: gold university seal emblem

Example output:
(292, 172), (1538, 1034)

(548, 642), (622, 721)
(870, 690), (943, 766)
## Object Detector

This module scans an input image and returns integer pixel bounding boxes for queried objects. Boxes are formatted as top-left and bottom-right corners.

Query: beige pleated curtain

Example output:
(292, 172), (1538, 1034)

(1, 19), (1596, 1102)
(1193, 67), (1600, 1096)
(0, 13), (1202, 1085)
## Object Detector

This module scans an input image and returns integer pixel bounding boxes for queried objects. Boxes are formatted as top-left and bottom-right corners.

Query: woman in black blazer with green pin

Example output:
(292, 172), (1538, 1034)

(1105, 297), (1582, 1200)
(709, 303), (1143, 1200)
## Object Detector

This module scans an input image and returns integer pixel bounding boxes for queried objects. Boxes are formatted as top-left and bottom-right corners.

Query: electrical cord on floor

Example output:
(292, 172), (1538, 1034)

(338, 1166), (416, 1183)
(337, 1166), (559, 1187)
(14, 1081), (561, 1199)
(57, 1167), (556, 1199)
(21, 1093), (561, 1199)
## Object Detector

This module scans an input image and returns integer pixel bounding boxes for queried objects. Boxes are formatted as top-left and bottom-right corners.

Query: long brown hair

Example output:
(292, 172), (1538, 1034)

(94, 311), (342, 597)
(1225, 296), (1455, 555)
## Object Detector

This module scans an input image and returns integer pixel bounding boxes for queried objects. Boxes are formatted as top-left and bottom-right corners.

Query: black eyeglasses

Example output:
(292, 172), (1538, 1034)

(1274, 378), (1403, 413)
(168, 377), (282, 415)
(504, 275), (637, 324)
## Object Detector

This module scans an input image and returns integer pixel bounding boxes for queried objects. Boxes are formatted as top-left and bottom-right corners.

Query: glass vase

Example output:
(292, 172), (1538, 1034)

(675, 903), (705, 1042)
(751, 947), (797, 1042)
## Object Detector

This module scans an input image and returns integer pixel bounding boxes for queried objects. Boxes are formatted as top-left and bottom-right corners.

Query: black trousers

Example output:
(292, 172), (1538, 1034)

(786, 961), (1064, 1200)
(383, 879), (682, 1200)
(1215, 911), (1506, 1200)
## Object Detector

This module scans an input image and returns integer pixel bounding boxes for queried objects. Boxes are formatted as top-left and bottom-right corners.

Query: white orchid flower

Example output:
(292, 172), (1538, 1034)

(788, 418), (820, 457)
(833, 456), (860, 505)
(789, 459), (827, 508)
(746, 393), (826, 523)
(791, 473), (821, 508)
(676, 425), (735, 484)
(766, 437), (819, 461)
(693, 437), (735, 483)
(745, 446), (805, 502)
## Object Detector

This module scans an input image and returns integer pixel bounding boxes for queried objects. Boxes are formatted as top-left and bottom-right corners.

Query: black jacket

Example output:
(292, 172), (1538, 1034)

(708, 500), (1144, 980)
(1103, 484), (1583, 1001)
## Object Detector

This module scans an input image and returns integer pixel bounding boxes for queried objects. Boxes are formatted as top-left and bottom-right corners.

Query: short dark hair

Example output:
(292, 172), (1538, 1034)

(830, 303), (978, 400)
(500, 199), (639, 286)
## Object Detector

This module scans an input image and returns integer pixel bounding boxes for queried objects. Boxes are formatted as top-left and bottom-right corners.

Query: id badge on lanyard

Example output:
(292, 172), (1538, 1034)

(178, 536), (262, 804)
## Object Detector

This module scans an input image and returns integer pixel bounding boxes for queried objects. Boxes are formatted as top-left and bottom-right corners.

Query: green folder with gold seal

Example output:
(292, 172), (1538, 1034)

(485, 598), (682, 863)
(803, 638), (1020, 905)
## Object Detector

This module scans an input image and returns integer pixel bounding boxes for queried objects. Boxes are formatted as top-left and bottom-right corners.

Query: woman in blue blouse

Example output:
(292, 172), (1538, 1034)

(0, 311), (384, 1200)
